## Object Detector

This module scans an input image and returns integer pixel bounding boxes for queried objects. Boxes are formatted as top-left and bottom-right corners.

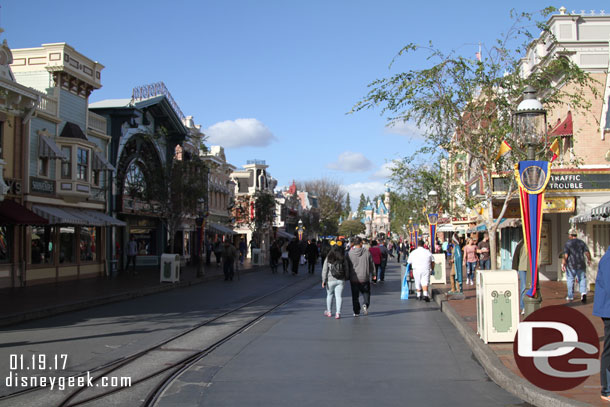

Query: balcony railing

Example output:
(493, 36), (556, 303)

(88, 111), (107, 134)
(36, 95), (58, 117)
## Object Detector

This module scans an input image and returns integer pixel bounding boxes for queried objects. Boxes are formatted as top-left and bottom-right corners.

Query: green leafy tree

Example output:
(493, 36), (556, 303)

(356, 193), (367, 219)
(343, 193), (352, 218)
(352, 7), (598, 266)
(338, 219), (366, 237)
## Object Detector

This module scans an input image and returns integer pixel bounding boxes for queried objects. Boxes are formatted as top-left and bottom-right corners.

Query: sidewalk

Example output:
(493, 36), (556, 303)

(433, 279), (601, 407)
(0, 259), (260, 327)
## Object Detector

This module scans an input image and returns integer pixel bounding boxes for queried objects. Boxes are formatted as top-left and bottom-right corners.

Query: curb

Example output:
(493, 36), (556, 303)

(0, 267), (260, 328)
(431, 288), (590, 407)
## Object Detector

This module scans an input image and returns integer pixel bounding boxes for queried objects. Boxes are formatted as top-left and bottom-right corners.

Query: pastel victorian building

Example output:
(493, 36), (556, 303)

(10, 41), (118, 286)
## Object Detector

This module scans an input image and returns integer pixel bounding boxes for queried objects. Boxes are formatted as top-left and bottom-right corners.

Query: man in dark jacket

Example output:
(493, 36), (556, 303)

(378, 240), (392, 282)
(593, 245), (610, 402)
(221, 240), (237, 281)
(305, 238), (318, 274)
(348, 237), (375, 316)
(287, 237), (301, 275)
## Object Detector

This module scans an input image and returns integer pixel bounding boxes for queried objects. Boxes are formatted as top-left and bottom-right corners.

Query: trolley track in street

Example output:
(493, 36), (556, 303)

(0, 276), (318, 407)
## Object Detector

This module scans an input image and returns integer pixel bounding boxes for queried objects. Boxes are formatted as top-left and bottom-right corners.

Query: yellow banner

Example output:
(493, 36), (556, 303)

(543, 196), (576, 213)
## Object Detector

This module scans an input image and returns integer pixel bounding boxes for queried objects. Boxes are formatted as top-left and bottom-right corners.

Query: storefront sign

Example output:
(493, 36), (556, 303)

(547, 172), (610, 191)
(493, 205), (521, 218)
(30, 177), (55, 195)
(543, 197), (576, 213)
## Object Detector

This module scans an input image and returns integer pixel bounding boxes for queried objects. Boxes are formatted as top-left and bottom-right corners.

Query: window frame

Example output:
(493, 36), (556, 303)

(61, 146), (72, 179)
(76, 147), (89, 182)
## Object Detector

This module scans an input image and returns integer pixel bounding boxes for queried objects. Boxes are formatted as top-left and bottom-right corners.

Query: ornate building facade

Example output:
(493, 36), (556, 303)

(364, 188), (391, 239)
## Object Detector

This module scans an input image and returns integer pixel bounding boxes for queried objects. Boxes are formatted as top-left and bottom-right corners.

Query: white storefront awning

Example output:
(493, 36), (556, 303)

(208, 222), (235, 235)
(437, 224), (455, 232)
(276, 229), (295, 239)
(32, 205), (125, 226)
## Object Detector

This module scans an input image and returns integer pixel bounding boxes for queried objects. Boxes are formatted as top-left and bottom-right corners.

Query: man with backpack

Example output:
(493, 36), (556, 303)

(348, 237), (375, 316)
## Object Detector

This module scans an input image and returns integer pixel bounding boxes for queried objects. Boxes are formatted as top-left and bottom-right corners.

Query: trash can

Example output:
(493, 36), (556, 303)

(160, 253), (180, 283)
(252, 248), (261, 266)
(476, 269), (519, 343)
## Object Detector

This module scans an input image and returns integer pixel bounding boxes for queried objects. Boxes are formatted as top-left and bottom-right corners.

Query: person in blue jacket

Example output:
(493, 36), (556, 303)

(593, 246), (610, 403)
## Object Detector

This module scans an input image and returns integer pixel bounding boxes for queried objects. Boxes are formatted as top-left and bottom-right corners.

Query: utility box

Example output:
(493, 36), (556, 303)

(430, 254), (447, 284)
(252, 248), (261, 266)
(476, 269), (519, 343)
(160, 253), (180, 283)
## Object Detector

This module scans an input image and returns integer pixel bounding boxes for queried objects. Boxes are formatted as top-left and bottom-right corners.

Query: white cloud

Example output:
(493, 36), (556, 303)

(371, 162), (395, 180)
(205, 118), (277, 148)
(385, 120), (426, 138)
(327, 151), (373, 172)
(343, 181), (386, 201)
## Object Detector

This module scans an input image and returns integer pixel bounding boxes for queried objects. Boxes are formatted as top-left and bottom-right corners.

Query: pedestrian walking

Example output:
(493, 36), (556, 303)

(477, 232), (491, 270)
(448, 234), (463, 293)
(407, 239), (435, 302)
(281, 240), (290, 273)
(463, 238), (478, 285)
(592, 244), (610, 403)
(562, 228), (592, 302)
(347, 237), (375, 316)
(369, 240), (381, 283)
(378, 240), (392, 281)
(321, 242), (351, 319)
(205, 239), (212, 265)
(214, 240), (222, 267)
(511, 239), (529, 315)
(270, 241), (281, 274)
(239, 238), (247, 265)
(125, 234), (138, 275)
(287, 237), (301, 275)
(306, 238), (318, 274)
(221, 240), (237, 281)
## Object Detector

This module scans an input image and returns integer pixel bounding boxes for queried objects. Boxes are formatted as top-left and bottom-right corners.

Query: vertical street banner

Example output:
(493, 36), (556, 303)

(427, 213), (438, 253)
(514, 161), (551, 298)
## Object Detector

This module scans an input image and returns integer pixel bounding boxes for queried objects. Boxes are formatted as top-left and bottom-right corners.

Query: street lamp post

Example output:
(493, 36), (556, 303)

(513, 85), (549, 316)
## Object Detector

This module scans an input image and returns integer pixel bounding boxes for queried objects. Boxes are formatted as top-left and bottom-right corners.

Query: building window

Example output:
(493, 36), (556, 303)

(0, 226), (11, 263)
(77, 147), (89, 181)
(93, 170), (101, 187)
(124, 161), (146, 199)
(31, 226), (55, 264)
(593, 224), (610, 258)
(38, 157), (49, 177)
(59, 226), (75, 263)
(130, 228), (156, 255)
(80, 227), (99, 262)
(61, 146), (72, 179)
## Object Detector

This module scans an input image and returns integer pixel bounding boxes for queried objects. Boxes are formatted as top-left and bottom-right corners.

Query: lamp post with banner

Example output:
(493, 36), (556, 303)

(296, 218), (305, 241)
(512, 85), (551, 316)
(427, 190), (439, 253)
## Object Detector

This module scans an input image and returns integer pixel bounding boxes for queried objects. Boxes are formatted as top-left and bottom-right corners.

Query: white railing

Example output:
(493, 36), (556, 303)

(36, 95), (58, 117)
(88, 111), (107, 134)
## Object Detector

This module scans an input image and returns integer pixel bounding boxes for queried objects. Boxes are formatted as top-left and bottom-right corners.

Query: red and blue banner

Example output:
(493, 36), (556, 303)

(515, 160), (551, 298)
(428, 213), (438, 253)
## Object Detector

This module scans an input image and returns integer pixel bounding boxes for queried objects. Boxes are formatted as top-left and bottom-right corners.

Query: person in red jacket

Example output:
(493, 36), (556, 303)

(369, 240), (381, 283)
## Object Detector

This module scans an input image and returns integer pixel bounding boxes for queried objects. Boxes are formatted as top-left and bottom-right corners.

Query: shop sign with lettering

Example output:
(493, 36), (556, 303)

(547, 172), (610, 191)
(30, 177), (55, 195)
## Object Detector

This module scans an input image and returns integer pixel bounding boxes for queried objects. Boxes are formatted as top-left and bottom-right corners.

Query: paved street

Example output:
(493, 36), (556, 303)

(0, 261), (525, 407)
(156, 261), (524, 407)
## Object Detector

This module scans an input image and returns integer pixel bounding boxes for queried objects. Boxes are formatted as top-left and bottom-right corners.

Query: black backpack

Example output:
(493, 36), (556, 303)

(329, 261), (346, 279)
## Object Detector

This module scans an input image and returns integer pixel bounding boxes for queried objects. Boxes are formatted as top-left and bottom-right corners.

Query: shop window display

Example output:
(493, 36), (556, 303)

(0, 226), (10, 263)
(59, 227), (75, 264)
(31, 226), (55, 264)
(80, 227), (99, 261)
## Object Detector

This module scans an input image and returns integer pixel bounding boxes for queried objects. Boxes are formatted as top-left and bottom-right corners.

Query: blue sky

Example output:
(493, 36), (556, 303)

(4, 1), (608, 206)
